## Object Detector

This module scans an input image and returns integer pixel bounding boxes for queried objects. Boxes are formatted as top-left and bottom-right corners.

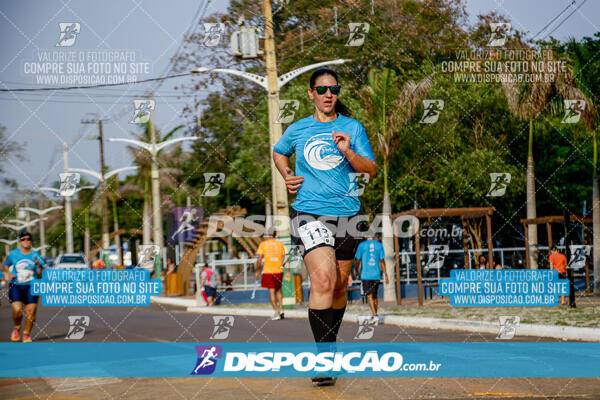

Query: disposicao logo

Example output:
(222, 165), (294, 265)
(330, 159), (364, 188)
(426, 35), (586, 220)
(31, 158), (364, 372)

(223, 350), (404, 373)
(191, 345), (222, 375)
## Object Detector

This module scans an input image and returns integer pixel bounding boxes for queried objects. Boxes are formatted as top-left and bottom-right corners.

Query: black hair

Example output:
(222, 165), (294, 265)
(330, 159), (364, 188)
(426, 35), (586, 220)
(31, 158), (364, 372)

(551, 245), (558, 252)
(309, 68), (351, 117)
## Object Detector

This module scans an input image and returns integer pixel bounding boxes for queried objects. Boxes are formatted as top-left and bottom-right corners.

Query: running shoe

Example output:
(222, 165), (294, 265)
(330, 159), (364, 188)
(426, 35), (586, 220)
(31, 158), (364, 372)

(22, 333), (32, 343)
(279, 312), (285, 320)
(271, 313), (281, 320)
(10, 328), (20, 342)
(311, 375), (337, 386)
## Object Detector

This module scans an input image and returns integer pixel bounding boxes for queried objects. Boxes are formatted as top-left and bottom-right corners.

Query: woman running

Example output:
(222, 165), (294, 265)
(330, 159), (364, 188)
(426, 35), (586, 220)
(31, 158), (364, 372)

(273, 68), (376, 385)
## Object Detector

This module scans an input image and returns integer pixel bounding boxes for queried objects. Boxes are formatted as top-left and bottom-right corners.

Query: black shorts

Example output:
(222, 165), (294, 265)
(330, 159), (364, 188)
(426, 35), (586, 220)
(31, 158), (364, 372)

(290, 210), (360, 260)
(204, 286), (217, 298)
(361, 280), (380, 296)
(8, 282), (39, 305)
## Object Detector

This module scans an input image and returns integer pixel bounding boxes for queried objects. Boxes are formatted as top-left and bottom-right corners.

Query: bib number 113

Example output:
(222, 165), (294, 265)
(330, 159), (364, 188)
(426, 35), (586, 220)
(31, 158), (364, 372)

(299, 221), (334, 251)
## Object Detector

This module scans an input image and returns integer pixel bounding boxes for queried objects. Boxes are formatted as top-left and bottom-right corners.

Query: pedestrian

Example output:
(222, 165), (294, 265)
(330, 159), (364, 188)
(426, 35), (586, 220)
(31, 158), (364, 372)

(273, 68), (376, 386)
(549, 246), (568, 306)
(255, 233), (291, 320)
(354, 234), (389, 318)
(2, 231), (45, 342)
(477, 255), (488, 269)
(92, 259), (105, 270)
(200, 263), (220, 306)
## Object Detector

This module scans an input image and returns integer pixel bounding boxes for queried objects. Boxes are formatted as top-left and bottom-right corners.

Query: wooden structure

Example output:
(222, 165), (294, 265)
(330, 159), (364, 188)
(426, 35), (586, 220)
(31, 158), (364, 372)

(178, 206), (261, 295)
(392, 207), (496, 306)
(521, 215), (592, 294)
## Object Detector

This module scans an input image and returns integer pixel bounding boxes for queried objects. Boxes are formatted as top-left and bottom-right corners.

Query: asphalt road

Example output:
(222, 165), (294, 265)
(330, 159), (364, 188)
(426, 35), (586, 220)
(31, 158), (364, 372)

(1, 292), (599, 400)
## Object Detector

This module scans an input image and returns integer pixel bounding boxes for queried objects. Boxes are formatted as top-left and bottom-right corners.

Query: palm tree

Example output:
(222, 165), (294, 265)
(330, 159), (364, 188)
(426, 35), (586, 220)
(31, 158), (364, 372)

(126, 122), (186, 246)
(106, 175), (144, 265)
(501, 49), (555, 269)
(360, 67), (434, 301)
(559, 39), (598, 292)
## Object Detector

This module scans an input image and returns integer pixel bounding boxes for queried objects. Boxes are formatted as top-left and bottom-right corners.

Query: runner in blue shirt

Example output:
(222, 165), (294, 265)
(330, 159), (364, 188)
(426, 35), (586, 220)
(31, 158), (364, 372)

(273, 68), (377, 386)
(2, 231), (45, 342)
(355, 235), (389, 318)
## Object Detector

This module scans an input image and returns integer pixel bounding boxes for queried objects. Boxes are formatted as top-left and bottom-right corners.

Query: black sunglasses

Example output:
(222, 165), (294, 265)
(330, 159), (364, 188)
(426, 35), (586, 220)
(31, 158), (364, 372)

(21, 237), (32, 241)
(312, 85), (341, 95)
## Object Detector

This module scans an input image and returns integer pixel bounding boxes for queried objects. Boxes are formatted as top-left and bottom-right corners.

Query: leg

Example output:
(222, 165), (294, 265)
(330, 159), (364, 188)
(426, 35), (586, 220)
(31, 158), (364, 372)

(330, 259), (353, 341)
(268, 288), (279, 313)
(304, 246), (337, 309)
(367, 293), (377, 316)
(373, 295), (379, 316)
(23, 303), (38, 334)
(276, 289), (283, 312)
(11, 301), (24, 327)
(304, 246), (337, 344)
(332, 260), (353, 309)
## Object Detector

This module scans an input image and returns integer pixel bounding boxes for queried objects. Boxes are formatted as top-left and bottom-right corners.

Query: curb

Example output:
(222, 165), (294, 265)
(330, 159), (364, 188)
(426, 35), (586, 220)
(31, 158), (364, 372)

(150, 296), (600, 341)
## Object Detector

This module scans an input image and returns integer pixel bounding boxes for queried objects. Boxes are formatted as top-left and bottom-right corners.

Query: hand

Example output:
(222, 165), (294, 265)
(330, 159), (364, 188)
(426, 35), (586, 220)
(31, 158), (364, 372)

(284, 272), (291, 281)
(254, 272), (259, 281)
(4, 271), (16, 281)
(385, 276), (389, 285)
(284, 167), (304, 194)
(332, 130), (351, 154)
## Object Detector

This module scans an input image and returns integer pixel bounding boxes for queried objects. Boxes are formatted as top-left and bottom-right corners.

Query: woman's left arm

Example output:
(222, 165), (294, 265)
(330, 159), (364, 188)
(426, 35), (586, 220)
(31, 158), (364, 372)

(332, 131), (376, 179)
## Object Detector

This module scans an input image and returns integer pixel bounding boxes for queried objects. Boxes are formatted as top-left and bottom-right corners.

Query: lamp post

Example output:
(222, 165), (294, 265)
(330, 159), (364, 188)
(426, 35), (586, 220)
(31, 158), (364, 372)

(192, 58), (351, 237)
(108, 135), (199, 276)
(39, 185), (95, 253)
(68, 166), (138, 265)
(18, 206), (62, 257)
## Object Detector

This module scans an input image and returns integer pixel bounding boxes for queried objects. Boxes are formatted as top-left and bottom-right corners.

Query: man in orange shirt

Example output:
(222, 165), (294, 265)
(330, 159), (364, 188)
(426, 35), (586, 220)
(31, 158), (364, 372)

(255, 233), (290, 320)
(548, 246), (567, 305)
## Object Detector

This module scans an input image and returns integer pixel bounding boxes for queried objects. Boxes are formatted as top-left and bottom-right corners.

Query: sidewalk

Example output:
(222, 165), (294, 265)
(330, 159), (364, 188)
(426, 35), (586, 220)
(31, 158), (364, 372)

(151, 295), (600, 342)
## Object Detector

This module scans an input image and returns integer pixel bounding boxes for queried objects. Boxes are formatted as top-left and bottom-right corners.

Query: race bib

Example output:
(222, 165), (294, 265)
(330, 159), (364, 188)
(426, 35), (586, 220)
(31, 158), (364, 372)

(17, 269), (34, 284)
(298, 220), (334, 251)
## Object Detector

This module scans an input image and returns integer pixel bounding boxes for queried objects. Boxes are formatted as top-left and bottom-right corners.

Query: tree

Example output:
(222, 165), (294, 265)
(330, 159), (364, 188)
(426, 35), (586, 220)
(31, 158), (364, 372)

(359, 67), (434, 300)
(0, 124), (25, 187)
(126, 122), (186, 245)
(556, 36), (599, 292)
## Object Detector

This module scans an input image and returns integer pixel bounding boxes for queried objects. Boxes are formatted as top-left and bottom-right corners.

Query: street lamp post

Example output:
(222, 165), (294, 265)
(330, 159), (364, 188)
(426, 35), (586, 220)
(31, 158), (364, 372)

(39, 185), (94, 253)
(192, 58), (351, 237)
(68, 166), (138, 265)
(109, 134), (199, 276)
(18, 206), (62, 257)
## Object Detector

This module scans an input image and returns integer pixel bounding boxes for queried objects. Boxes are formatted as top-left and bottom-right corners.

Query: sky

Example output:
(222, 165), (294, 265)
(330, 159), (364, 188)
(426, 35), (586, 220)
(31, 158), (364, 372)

(0, 0), (598, 200)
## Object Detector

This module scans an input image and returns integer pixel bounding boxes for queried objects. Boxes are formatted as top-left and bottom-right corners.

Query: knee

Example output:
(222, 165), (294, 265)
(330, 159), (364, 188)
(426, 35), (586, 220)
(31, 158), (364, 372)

(333, 282), (347, 298)
(311, 272), (335, 294)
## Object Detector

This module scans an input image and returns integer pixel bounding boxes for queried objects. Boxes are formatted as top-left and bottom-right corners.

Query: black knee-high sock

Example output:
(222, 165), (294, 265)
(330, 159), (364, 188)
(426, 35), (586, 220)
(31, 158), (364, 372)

(330, 307), (346, 342)
(308, 308), (334, 344)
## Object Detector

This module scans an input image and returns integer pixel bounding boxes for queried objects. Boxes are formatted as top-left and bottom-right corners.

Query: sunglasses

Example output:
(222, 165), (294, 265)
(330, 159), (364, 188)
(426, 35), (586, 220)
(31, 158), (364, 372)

(21, 237), (32, 242)
(312, 85), (341, 95)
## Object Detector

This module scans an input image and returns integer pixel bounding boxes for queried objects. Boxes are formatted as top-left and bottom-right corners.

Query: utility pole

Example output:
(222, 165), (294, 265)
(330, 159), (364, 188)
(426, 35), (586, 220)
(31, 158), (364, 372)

(98, 119), (110, 255)
(149, 92), (163, 274)
(63, 142), (74, 253)
(263, 0), (290, 237)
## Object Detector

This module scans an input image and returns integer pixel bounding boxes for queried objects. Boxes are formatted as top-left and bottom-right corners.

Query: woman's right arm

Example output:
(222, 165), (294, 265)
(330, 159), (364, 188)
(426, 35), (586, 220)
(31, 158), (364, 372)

(273, 151), (304, 194)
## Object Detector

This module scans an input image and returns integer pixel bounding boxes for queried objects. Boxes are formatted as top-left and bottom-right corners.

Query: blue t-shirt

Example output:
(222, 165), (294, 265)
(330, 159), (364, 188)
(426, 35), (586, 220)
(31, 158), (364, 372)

(273, 114), (375, 216)
(355, 240), (385, 280)
(4, 248), (45, 285)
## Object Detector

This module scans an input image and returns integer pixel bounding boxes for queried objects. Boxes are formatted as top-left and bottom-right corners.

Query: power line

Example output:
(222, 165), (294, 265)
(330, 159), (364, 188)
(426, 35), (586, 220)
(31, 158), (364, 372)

(532, 0), (575, 39)
(544, 0), (587, 39)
